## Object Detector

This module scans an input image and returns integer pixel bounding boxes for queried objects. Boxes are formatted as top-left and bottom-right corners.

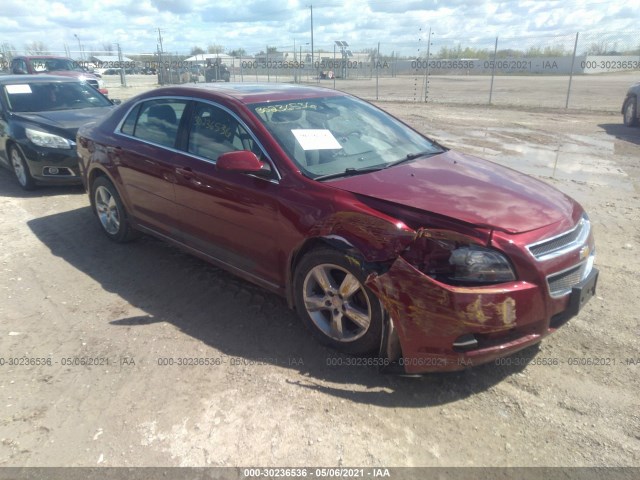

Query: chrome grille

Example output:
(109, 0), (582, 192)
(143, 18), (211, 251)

(527, 215), (590, 261)
(547, 262), (587, 297)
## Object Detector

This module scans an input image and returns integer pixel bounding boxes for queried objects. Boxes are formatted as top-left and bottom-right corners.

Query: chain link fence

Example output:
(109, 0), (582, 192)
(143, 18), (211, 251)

(2, 30), (638, 111)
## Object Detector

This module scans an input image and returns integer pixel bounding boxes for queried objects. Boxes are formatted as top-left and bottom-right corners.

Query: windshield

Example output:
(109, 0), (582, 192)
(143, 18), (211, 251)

(3, 82), (112, 112)
(30, 58), (84, 73)
(250, 95), (443, 179)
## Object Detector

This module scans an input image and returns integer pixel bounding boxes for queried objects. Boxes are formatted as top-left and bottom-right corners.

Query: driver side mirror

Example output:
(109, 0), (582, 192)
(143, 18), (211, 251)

(217, 150), (270, 177)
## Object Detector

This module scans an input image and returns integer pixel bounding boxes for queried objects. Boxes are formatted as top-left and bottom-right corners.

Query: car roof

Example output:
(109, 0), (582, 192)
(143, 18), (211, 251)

(146, 83), (346, 105)
(0, 75), (81, 85)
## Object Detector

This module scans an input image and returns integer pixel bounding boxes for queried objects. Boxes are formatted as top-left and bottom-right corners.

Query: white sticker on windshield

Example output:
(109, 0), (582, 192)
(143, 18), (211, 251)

(292, 129), (342, 150)
(6, 84), (32, 94)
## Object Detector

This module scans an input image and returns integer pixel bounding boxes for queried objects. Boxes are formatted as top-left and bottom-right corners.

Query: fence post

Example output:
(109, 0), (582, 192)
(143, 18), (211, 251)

(333, 44), (336, 89)
(565, 32), (579, 109)
(489, 36), (498, 104)
(423, 27), (432, 103)
(266, 45), (270, 82)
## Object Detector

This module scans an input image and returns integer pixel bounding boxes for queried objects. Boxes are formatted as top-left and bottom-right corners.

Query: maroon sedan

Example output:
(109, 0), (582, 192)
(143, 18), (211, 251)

(76, 84), (597, 374)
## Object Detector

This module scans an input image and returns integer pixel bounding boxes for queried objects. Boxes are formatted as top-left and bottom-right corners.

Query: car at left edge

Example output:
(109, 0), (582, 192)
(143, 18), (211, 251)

(0, 75), (117, 190)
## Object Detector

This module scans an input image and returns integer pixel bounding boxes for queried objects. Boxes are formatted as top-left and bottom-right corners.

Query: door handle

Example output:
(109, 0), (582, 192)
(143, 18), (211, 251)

(175, 166), (202, 186)
(175, 167), (193, 178)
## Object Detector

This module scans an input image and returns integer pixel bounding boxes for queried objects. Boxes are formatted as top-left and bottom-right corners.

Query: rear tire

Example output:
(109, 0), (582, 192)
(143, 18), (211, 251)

(91, 176), (138, 242)
(293, 248), (383, 355)
(623, 97), (638, 127)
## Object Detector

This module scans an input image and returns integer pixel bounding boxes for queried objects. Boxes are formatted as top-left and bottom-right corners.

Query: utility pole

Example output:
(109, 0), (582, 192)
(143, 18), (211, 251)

(294, 39), (297, 83)
(116, 42), (127, 87)
(74, 34), (82, 61)
(157, 28), (164, 85)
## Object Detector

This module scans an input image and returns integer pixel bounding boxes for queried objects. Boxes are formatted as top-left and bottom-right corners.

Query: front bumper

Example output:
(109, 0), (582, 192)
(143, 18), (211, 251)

(23, 144), (82, 185)
(367, 256), (598, 374)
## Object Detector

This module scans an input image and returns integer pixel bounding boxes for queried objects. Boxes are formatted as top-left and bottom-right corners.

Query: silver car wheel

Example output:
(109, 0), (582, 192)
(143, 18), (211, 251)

(95, 185), (121, 235)
(11, 148), (27, 187)
(302, 263), (372, 343)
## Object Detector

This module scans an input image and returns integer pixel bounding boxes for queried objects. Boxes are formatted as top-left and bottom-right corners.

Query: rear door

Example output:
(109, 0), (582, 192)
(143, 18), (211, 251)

(114, 98), (190, 239)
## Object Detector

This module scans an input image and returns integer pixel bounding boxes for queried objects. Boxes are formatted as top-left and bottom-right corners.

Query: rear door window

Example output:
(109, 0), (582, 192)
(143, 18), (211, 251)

(125, 99), (188, 149)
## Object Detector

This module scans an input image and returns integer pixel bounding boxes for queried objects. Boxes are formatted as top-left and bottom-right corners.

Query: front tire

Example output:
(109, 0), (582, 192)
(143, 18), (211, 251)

(91, 176), (138, 242)
(293, 248), (383, 355)
(623, 97), (638, 127)
(10, 146), (35, 190)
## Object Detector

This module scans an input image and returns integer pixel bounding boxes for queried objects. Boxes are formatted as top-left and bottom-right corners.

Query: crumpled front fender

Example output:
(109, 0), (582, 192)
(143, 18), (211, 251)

(308, 211), (417, 262)
(366, 256), (546, 373)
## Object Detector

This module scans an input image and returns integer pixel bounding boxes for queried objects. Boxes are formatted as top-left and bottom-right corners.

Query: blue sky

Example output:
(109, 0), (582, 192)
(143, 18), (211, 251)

(1, 0), (637, 57)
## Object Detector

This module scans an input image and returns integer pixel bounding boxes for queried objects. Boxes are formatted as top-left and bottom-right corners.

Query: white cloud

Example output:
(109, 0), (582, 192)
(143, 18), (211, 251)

(0, 0), (637, 57)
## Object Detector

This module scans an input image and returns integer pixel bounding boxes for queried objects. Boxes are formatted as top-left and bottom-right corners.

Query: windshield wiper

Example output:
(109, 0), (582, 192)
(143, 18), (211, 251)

(314, 149), (445, 181)
(314, 165), (385, 181)
(384, 150), (443, 169)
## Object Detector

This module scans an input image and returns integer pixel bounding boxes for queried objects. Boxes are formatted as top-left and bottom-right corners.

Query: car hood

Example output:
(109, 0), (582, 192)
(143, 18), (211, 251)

(12, 107), (113, 138)
(329, 150), (578, 234)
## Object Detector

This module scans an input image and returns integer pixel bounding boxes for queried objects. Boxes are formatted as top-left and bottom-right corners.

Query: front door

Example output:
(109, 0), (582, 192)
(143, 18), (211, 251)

(172, 101), (284, 288)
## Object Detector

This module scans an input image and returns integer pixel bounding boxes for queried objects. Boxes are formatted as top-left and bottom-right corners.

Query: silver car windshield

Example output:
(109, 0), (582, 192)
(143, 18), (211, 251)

(250, 95), (443, 179)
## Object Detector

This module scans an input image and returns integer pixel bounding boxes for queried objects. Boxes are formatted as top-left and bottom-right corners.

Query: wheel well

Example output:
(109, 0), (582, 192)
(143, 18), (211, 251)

(5, 141), (28, 167)
(87, 169), (109, 207)
(6, 140), (21, 156)
(624, 95), (639, 125)
(288, 236), (400, 361)
(287, 236), (386, 309)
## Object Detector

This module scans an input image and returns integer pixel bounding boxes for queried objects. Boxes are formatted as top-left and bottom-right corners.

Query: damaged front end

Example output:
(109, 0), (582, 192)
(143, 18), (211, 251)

(367, 228), (547, 374)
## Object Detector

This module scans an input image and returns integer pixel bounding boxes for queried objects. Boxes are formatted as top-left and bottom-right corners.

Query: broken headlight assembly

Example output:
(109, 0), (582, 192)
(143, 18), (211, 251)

(403, 237), (516, 286)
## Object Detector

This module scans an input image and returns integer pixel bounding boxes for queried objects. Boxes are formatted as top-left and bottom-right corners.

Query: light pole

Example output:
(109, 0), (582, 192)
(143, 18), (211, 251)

(301, 42), (309, 82)
(335, 40), (350, 80)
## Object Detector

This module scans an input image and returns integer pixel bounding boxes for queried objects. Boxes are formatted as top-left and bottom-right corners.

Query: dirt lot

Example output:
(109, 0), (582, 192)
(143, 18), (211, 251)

(0, 98), (639, 472)
(103, 71), (639, 111)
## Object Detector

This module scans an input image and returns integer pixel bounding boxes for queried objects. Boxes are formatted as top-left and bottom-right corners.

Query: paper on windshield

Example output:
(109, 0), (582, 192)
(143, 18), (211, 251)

(6, 84), (32, 94)
(292, 129), (342, 150)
